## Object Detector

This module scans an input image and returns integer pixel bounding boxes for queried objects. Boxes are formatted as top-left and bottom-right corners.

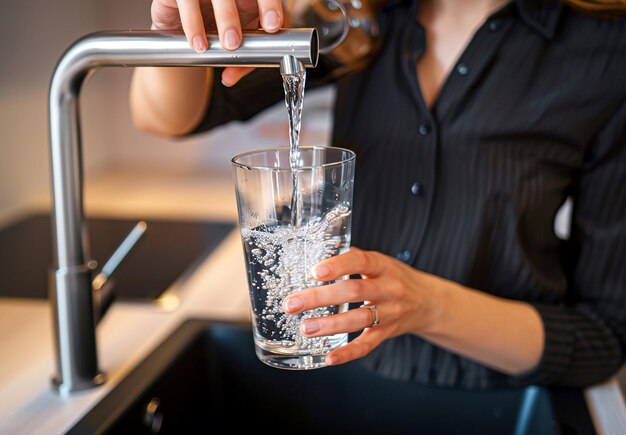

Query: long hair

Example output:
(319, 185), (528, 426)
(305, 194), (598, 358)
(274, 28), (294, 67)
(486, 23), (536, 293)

(370, 0), (626, 12)
(562, 0), (626, 14)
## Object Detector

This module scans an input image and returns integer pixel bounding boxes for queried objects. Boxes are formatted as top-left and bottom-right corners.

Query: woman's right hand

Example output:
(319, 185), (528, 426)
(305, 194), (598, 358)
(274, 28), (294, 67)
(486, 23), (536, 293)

(131, 1), (283, 135)
(151, 0), (284, 85)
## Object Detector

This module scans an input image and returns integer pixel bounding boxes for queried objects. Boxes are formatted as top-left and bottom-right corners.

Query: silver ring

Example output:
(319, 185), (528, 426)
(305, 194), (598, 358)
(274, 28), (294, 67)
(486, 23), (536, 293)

(360, 304), (379, 328)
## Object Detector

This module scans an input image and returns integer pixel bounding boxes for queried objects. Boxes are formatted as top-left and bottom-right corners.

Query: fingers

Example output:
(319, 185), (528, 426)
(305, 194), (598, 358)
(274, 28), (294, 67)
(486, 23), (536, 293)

(282, 278), (391, 315)
(219, 0), (284, 85)
(300, 305), (382, 337)
(151, 1), (184, 30)
(312, 247), (388, 281)
(178, 0), (208, 52)
(326, 328), (387, 366)
(210, 0), (242, 50)
(257, 0), (284, 32)
(221, 67), (255, 86)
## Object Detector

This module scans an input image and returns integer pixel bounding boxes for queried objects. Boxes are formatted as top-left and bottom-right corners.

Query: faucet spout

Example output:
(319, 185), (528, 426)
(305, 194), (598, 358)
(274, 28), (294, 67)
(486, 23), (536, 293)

(280, 54), (305, 75)
(48, 29), (318, 395)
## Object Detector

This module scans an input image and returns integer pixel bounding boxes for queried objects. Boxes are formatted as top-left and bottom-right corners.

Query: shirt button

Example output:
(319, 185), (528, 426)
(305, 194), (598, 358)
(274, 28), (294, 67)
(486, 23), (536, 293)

(457, 63), (469, 76)
(418, 123), (431, 136)
(488, 19), (501, 32)
(396, 250), (412, 262)
(411, 182), (423, 196)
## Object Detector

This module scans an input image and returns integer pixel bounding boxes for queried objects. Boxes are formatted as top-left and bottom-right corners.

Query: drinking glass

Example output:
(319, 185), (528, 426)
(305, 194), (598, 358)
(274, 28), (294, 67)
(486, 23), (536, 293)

(232, 146), (356, 369)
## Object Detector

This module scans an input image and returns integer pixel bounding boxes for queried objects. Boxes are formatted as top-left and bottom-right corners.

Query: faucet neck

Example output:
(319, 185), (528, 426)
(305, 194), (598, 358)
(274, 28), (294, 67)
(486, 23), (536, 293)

(48, 29), (318, 394)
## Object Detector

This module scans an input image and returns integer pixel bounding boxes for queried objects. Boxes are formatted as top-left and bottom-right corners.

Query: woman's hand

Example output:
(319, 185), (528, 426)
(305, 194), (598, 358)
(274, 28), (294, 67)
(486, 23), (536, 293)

(281, 247), (446, 366)
(282, 247), (545, 374)
(150, 0), (284, 85)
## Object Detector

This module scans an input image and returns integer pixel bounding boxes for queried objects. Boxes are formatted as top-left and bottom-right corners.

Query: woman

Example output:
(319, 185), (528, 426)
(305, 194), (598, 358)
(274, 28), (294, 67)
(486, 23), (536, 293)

(130, 0), (626, 389)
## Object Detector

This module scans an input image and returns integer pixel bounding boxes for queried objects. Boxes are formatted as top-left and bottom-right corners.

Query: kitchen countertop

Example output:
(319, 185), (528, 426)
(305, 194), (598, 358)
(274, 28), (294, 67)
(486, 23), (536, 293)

(0, 168), (625, 434)
(0, 168), (250, 434)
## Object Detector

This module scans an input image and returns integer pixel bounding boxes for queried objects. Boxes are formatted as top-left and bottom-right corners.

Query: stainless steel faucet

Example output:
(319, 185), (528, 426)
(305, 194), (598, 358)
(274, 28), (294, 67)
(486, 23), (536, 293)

(48, 29), (318, 395)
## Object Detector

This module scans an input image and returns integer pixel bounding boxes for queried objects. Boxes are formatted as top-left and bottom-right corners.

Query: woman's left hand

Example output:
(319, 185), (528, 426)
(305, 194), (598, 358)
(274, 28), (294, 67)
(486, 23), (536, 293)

(281, 247), (448, 366)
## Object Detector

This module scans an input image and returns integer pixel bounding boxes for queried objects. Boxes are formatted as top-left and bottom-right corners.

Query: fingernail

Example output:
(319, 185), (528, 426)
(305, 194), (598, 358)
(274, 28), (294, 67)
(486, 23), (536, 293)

(327, 355), (340, 365)
(312, 264), (330, 280)
(301, 320), (320, 334)
(264, 10), (280, 30)
(283, 296), (304, 313)
(192, 35), (207, 53)
(221, 79), (231, 87)
(224, 29), (239, 50)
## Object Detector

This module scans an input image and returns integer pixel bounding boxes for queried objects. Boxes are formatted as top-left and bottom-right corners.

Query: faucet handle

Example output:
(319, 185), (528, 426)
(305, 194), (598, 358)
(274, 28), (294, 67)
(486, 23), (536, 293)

(92, 221), (147, 322)
(92, 221), (147, 290)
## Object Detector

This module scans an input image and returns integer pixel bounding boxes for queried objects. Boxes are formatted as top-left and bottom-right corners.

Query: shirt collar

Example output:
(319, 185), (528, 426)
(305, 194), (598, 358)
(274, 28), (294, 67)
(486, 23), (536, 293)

(514, 0), (563, 39)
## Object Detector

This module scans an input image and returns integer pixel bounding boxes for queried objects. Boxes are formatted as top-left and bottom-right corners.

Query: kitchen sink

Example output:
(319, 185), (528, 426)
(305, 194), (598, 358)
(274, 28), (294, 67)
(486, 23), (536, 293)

(68, 319), (596, 434)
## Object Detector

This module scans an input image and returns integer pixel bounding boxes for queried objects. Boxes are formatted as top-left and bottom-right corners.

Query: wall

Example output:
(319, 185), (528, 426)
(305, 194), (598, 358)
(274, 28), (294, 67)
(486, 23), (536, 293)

(0, 0), (102, 217)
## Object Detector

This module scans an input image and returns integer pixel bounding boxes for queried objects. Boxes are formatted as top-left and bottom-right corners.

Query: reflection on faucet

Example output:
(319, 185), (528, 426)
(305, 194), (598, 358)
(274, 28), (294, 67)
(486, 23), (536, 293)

(48, 29), (318, 395)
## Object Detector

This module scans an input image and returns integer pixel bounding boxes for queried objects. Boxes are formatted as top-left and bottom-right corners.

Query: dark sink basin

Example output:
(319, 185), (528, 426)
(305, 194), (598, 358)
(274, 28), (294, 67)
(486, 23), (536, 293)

(68, 319), (596, 434)
(0, 214), (233, 302)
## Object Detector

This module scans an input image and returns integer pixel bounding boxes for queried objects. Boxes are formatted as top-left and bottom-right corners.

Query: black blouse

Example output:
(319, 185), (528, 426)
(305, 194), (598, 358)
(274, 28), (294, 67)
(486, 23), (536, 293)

(194, 0), (626, 389)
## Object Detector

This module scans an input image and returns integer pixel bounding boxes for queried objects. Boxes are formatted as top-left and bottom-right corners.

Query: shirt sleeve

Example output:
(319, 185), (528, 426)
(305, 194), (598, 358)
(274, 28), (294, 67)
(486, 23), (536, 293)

(192, 62), (335, 134)
(510, 100), (626, 387)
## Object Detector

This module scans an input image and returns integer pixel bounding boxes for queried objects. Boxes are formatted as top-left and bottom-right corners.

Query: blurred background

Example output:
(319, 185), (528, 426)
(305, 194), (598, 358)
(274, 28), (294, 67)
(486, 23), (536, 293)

(0, 0), (335, 223)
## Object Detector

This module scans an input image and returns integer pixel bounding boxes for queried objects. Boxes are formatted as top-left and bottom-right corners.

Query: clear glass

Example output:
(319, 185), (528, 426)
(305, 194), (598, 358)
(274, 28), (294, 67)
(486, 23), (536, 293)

(232, 146), (356, 370)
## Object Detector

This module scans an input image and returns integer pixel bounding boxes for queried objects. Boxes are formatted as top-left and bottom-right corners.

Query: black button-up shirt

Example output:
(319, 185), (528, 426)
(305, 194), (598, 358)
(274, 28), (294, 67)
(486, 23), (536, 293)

(196, 0), (626, 389)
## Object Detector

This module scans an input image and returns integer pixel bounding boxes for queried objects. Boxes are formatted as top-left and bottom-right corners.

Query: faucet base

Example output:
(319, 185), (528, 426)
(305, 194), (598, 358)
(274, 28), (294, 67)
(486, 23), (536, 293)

(52, 372), (106, 396)
(50, 264), (103, 395)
